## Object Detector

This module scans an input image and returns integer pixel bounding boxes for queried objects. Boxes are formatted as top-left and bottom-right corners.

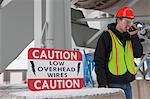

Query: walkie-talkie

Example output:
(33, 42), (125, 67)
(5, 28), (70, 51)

(129, 22), (143, 32)
(129, 25), (138, 32)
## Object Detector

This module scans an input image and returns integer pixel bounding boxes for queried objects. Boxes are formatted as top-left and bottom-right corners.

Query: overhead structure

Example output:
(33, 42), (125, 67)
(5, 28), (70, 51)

(71, 0), (150, 53)
(74, 0), (120, 11)
(0, 0), (150, 74)
(71, 8), (99, 48)
(73, 0), (150, 16)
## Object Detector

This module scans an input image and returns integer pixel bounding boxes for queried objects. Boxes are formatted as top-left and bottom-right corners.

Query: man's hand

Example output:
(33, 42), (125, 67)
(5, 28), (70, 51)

(128, 24), (139, 35)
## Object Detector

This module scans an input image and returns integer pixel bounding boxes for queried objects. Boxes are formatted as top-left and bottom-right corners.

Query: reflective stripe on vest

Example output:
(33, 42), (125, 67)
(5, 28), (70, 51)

(107, 30), (136, 75)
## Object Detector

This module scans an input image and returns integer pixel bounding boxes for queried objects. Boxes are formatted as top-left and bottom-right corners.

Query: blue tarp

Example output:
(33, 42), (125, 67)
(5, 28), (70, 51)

(82, 50), (95, 87)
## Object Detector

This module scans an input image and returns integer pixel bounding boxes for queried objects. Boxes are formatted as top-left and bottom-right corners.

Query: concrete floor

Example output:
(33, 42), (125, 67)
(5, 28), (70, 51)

(132, 80), (150, 99)
(0, 84), (27, 99)
(0, 80), (150, 99)
(0, 84), (125, 99)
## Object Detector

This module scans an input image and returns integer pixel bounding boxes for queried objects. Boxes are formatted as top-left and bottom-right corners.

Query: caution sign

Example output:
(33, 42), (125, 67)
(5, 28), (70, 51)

(28, 48), (84, 91)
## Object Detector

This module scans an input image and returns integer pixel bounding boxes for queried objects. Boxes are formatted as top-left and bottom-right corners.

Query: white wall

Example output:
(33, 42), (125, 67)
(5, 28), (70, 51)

(0, 73), (3, 84)
(10, 72), (22, 84)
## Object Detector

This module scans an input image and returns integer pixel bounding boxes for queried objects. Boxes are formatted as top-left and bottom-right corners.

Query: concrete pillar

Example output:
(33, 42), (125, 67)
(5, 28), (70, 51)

(34, 0), (42, 47)
(45, 0), (72, 49)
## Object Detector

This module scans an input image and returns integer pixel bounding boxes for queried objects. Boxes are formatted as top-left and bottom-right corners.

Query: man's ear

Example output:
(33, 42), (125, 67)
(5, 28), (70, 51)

(116, 18), (119, 24)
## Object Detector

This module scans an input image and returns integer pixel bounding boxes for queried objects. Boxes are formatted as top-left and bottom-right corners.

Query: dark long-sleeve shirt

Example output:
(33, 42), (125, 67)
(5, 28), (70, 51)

(94, 23), (143, 87)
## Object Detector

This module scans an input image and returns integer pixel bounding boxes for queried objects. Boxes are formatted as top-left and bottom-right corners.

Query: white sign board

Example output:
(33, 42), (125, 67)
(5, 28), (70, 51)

(28, 48), (84, 91)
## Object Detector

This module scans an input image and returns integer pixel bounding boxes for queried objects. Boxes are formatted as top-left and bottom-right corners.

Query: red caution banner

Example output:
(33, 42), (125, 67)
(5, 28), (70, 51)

(28, 48), (82, 61)
(28, 78), (84, 91)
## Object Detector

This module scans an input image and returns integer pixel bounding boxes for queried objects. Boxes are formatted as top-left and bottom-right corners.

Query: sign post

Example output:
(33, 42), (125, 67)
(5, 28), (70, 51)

(28, 48), (84, 91)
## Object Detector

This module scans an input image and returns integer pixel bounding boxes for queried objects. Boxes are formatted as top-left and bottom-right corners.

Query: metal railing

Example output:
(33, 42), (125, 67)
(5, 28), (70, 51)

(136, 52), (150, 79)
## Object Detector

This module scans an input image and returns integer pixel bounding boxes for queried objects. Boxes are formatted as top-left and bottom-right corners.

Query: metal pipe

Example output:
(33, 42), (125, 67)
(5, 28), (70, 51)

(45, 0), (54, 48)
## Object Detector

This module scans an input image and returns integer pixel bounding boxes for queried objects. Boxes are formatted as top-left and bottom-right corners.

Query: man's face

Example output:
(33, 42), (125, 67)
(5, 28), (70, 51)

(117, 18), (134, 33)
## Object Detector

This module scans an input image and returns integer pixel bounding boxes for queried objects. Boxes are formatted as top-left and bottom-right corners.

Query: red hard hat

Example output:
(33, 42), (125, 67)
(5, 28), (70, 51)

(115, 6), (134, 19)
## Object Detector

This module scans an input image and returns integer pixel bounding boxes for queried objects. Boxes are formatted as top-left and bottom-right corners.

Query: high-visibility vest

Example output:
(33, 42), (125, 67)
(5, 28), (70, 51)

(107, 29), (136, 76)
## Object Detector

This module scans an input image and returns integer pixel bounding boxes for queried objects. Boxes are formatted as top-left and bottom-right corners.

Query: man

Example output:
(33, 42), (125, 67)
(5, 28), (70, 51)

(94, 6), (143, 99)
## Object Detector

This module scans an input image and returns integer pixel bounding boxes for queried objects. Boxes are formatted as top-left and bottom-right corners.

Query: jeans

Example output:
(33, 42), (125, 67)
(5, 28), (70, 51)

(108, 83), (132, 99)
